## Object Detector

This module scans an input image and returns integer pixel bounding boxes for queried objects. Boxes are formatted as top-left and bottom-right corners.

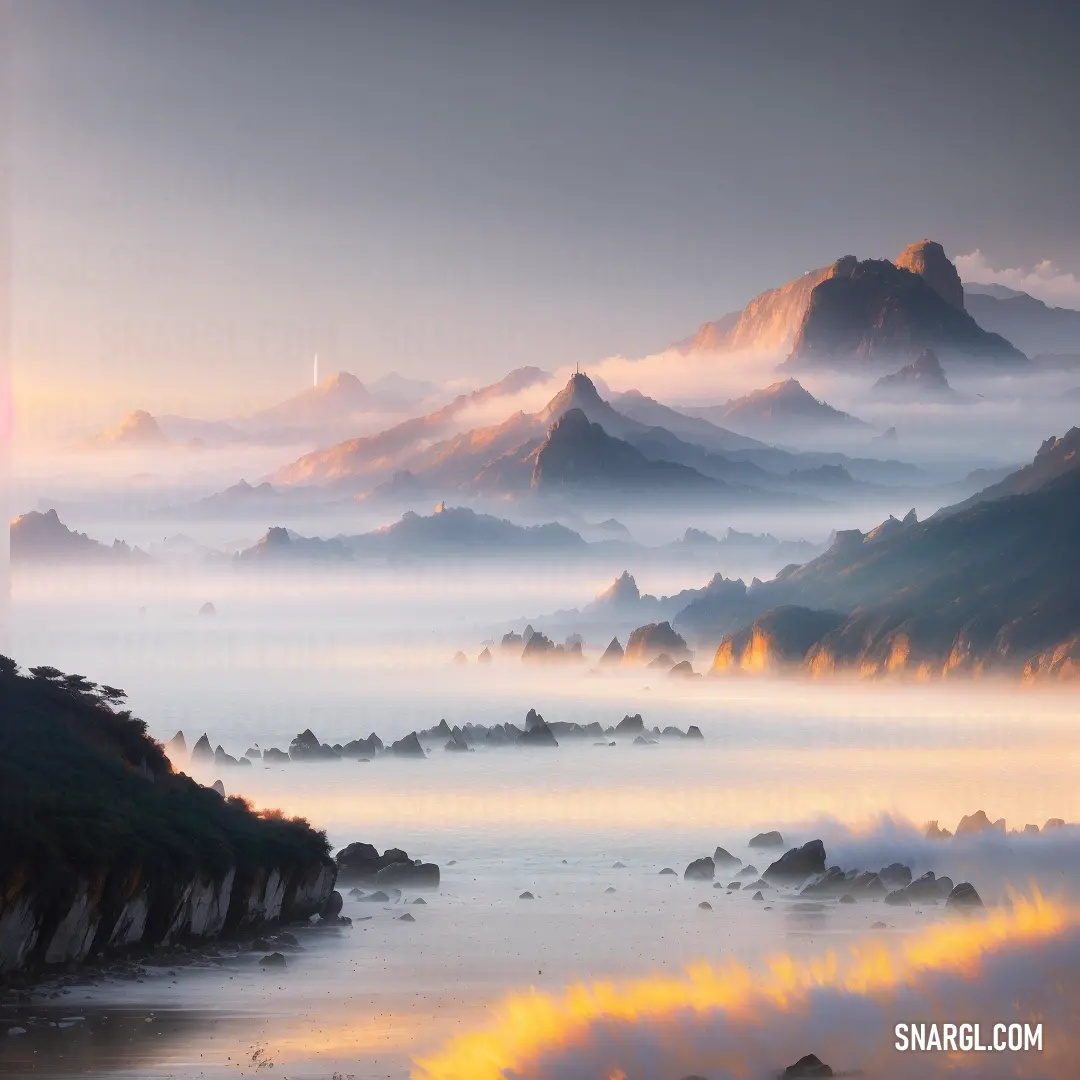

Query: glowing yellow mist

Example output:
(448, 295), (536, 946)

(411, 891), (1066, 1080)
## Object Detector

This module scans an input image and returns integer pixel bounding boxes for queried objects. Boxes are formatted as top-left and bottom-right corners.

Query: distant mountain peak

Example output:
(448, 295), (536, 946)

(720, 378), (867, 431)
(86, 409), (168, 447)
(872, 348), (957, 400)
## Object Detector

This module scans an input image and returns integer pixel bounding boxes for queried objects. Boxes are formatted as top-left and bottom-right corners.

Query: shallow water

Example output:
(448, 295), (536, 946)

(6, 567), (1079, 1078)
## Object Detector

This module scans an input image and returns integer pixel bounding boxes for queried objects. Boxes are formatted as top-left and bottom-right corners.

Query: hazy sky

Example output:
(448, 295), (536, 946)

(9, 0), (1080, 430)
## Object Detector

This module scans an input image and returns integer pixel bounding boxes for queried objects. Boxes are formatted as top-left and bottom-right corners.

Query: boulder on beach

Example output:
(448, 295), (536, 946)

(763, 840), (826, 884)
(737, 864), (758, 877)
(846, 870), (887, 896)
(884, 890), (911, 906)
(749, 830), (784, 847)
(727, 881), (741, 890)
(335, 842), (417, 883)
(375, 860), (441, 889)
(357, 890), (391, 903)
(698, 901), (712, 910)
(615, 713), (646, 735)
(321, 890), (344, 918)
(259, 952), (286, 968)
(713, 846), (742, 869)
(684, 857), (715, 881)
(398, 912), (415, 922)
(519, 891), (534, 900)
(752, 890), (764, 901)
(945, 882), (984, 910)
(879, 862), (912, 888)
(659, 867), (677, 876)
(899, 871), (950, 902)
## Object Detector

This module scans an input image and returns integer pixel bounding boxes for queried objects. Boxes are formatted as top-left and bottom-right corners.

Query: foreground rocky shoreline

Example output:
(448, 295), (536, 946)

(0, 659), (338, 978)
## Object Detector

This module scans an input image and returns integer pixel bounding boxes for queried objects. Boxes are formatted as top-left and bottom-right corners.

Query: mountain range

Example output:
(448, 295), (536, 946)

(662, 429), (1080, 678)
(265, 371), (923, 508)
(10, 510), (148, 563)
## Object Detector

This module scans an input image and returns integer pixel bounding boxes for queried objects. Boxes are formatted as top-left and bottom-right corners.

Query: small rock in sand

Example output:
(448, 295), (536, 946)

(398, 913), (415, 922)
(872, 921), (887, 929)
(605, 887), (617, 894)
(752, 891), (764, 901)
(413, 898), (427, 905)
(612, 861), (627, 868)
(737, 865), (758, 877)
(727, 881), (741, 890)
(698, 901), (712, 910)
(259, 953), (286, 968)
(839, 894), (857, 904)
(659, 867), (677, 875)
(358, 891), (390, 903)
(519, 891), (535, 900)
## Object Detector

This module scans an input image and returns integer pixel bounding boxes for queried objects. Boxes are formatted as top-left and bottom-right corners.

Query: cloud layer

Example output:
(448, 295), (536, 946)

(956, 250), (1080, 309)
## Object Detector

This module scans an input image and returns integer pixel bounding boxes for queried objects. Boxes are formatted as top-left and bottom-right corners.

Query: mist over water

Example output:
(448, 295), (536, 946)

(6, 557), (1080, 1078)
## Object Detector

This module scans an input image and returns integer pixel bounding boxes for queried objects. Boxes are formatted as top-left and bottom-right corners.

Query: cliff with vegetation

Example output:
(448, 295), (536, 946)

(0, 660), (334, 976)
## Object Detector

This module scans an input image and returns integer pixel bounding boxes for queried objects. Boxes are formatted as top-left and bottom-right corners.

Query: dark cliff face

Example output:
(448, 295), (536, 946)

(788, 257), (1027, 368)
(0, 666), (334, 974)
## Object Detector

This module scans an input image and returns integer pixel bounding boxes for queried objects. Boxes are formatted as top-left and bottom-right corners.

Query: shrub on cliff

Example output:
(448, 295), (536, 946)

(0, 657), (330, 894)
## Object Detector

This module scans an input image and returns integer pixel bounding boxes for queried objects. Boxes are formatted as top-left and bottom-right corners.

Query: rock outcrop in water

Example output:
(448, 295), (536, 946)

(0, 659), (334, 976)
(334, 843), (440, 889)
